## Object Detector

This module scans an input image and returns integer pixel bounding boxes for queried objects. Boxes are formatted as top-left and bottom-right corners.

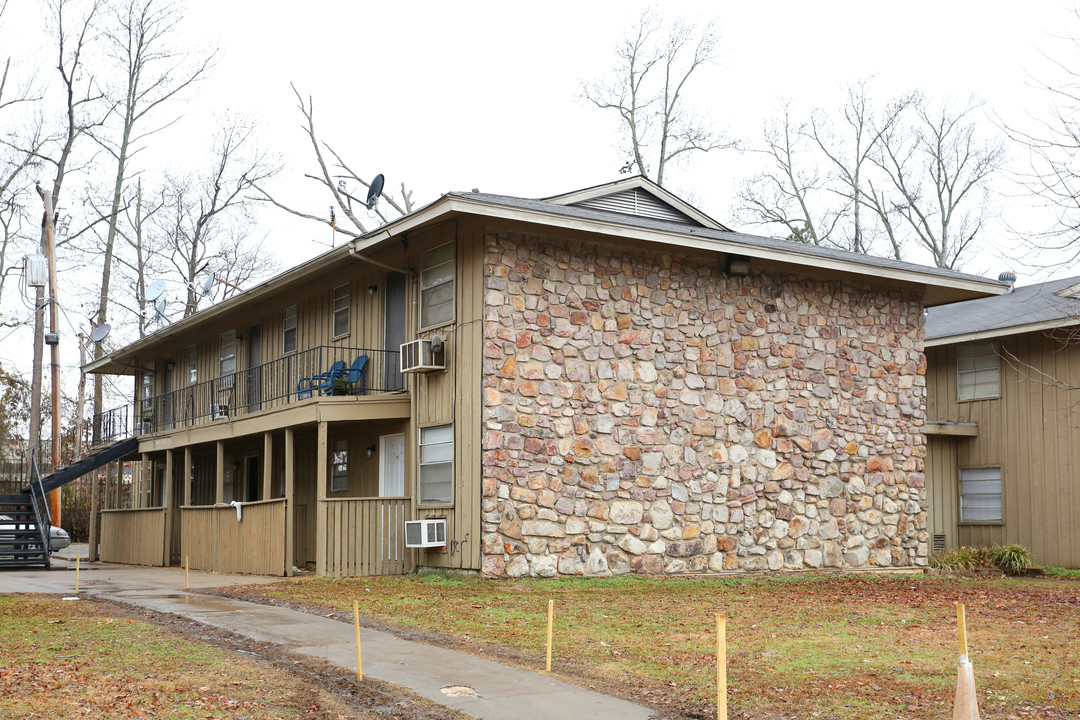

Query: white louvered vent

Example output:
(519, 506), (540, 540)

(570, 188), (697, 225)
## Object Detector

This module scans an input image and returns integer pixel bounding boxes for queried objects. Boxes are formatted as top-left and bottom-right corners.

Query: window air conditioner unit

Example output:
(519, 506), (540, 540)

(211, 403), (229, 420)
(400, 337), (445, 373)
(404, 518), (446, 548)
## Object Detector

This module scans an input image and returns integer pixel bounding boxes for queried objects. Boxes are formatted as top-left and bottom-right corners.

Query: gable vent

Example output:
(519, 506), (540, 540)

(570, 188), (698, 225)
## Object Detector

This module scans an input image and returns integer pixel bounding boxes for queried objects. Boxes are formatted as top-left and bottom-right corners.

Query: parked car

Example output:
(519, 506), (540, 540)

(0, 514), (70, 552)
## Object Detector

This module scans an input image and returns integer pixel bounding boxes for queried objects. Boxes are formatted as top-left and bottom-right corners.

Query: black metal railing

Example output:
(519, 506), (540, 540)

(92, 345), (403, 445)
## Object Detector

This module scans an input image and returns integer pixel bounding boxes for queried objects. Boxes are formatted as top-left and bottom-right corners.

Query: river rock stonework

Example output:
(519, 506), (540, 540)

(479, 228), (928, 578)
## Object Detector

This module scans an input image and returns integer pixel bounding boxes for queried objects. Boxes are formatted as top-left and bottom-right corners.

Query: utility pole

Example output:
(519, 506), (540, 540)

(36, 185), (62, 528)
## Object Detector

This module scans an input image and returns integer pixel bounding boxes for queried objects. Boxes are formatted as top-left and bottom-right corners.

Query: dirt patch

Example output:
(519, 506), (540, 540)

(84, 595), (470, 720)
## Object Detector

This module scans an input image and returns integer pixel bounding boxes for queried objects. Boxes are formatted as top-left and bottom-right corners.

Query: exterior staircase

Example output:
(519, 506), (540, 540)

(0, 492), (51, 569)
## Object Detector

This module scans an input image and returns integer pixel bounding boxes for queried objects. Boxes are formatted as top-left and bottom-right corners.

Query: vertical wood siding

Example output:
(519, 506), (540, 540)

(179, 499), (286, 575)
(323, 497), (416, 576)
(100, 508), (166, 566)
(926, 334), (1080, 567)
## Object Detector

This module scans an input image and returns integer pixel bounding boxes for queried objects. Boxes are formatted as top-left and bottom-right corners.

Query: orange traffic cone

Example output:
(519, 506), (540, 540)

(953, 603), (980, 720)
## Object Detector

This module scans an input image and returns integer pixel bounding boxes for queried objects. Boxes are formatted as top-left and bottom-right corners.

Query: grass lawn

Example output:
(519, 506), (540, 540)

(222, 572), (1080, 720)
(0, 595), (450, 720)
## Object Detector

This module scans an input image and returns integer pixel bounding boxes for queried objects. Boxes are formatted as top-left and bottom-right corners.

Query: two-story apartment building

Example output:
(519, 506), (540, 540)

(85, 176), (1004, 578)
(924, 276), (1080, 568)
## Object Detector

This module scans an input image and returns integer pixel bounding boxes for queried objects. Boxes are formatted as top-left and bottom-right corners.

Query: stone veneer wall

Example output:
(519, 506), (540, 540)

(479, 228), (928, 578)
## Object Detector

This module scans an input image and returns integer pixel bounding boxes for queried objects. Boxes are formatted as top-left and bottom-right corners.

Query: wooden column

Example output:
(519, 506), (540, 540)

(284, 427), (295, 577)
(215, 441), (224, 505)
(88, 462), (100, 562)
(140, 453), (149, 509)
(262, 432), (273, 500)
(162, 449), (174, 566)
(315, 421), (328, 577)
(183, 447), (192, 506)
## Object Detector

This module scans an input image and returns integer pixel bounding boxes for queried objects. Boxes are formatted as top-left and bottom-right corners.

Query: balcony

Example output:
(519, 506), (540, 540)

(94, 345), (404, 446)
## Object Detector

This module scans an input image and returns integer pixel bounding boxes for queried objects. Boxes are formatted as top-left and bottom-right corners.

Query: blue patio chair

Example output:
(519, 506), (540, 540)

(298, 360), (345, 400)
(320, 354), (368, 396)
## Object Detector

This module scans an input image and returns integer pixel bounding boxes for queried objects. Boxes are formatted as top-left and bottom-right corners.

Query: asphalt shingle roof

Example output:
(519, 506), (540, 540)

(449, 190), (1002, 288)
(924, 275), (1080, 340)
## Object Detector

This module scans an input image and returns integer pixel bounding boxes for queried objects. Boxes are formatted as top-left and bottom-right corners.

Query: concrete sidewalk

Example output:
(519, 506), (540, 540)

(0, 558), (654, 720)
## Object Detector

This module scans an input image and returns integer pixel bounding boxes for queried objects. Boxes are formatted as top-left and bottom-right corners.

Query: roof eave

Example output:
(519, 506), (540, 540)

(925, 316), (1080, 347)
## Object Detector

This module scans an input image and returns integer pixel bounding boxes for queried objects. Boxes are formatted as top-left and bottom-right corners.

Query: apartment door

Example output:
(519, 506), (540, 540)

(384, 272), (406, 390)
(379, 433), (405, 497)
(247, 325), (262, 411)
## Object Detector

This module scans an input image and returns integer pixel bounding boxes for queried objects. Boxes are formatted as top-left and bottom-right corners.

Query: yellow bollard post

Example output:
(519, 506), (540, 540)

(353, 599), (363, 682)
(185, 554), (189, 590)
(75, 554), (80, 594)
(717, 614), (727, 720)
(545, 599), (554, 673)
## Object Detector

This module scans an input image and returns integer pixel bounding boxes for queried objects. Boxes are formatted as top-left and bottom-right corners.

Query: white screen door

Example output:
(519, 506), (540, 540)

(379, 433), (405, 497)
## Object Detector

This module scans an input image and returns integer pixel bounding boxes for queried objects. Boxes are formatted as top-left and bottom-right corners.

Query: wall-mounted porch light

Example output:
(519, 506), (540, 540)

(367, 445), (376, 458)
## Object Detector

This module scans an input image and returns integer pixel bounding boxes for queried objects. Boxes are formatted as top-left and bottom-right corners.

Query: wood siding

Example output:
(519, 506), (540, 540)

(926, 333), (1080, 567)
(180, 499), (286, 575)
(324, 497), (416, 576)
(100, 508), (166, 566)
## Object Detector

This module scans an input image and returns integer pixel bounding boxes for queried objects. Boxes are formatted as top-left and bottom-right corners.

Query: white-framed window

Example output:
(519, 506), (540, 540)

(332, 284), (350, 338)
(959, 466), (1002, 523)
(420, 242), (454, 329)
(218, 329), (237, 388)
(283, 305), (297, 354)
(957, 341), (1000, 401)
(419, 423), (453, 505)
(331, 438), (348, 493)
(186, 344), (197, 385)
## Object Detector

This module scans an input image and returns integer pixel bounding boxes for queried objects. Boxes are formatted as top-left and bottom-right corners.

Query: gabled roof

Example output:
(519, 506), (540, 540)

(88, 178), (1007, 374)
(542, 175), (731, 231)
(925, 275), (1080, 346)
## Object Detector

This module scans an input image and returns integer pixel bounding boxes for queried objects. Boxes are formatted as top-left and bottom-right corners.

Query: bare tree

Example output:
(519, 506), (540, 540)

(873, 98), (1004, 268)
(88, 0), (213, 439)
(582, 10), (735, 186)
(738, 82), (1001, 269)
(736, 102), (842, 245)
(156, 118), (278, 318)
(257, 84), (414, 242)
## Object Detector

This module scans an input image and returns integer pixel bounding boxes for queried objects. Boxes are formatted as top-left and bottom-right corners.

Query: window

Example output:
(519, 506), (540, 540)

(420, 242), (454, 329)
(419, 424), (453, 505)
(186, 344), (197, 385)
(960, 467), (1002, 523)
(218, 329), (237, 389)
(282, 305), (297, 354)
(140, 372), (153, 412)
(332, 284), (350, 338)
(957, 341), (1000, 400)
(331, 438), (348, 492)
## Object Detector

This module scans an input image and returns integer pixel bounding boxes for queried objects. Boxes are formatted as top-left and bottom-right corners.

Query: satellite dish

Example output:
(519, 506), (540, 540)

(145, 279), (166, 302)
(200, 272), (216, 299)
(365, 174), (384, 210)
(90, 323), (111, 343)
(154, 299), (167, 324)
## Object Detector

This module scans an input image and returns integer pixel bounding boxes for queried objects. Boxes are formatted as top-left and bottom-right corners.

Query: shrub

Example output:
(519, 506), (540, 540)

(929, 546), (985, 571)
(987, 544), (1033, 575)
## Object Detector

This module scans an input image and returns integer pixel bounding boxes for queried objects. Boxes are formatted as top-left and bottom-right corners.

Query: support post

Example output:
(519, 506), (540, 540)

(315, 421), (328, 577)
(88, 462), (100, 562)
(183, 447), (192, 507)
(263, 432), (273, 500)
(215, 441), (224, 505)
(163, 449), (174, 566)
(140, 453), (149, 509)
(284, 427), (295, 577)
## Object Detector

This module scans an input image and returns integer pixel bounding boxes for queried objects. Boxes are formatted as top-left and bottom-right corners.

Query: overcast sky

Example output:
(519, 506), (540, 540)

(2, 0), (1077, 381)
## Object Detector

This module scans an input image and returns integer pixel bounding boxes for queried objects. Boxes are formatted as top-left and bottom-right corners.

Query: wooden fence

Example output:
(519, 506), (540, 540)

(325, 496), (415, 577)
(180, 499), (286, 576)
(100, 508), (167, 566)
